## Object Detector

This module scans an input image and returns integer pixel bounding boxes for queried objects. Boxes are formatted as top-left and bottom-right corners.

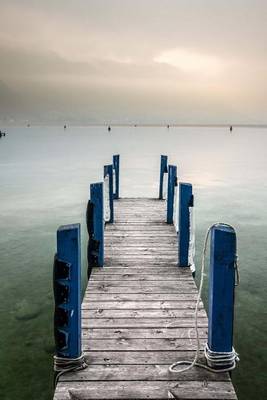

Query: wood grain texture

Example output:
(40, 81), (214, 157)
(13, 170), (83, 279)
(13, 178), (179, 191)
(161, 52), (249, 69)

(54, 198), (237, 400)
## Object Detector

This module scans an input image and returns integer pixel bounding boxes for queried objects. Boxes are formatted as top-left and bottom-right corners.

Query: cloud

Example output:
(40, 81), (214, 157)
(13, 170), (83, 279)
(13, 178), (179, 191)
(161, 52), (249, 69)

(154, 48), (225, 78)
(0, 0), (266, 123)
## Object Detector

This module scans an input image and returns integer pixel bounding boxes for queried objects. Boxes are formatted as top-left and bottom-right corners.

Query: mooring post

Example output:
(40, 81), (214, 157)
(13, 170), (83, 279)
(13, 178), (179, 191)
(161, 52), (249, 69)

(86, 183), (104, 272)
(113, 154), (120, 199)
(54, 224), (81, 359)
(159, 155), (168, 200)
(167, 165), (177, 224)
(208, 224), (236, 360)
(179, 182), (193, 267)
(104, 164), (114, 223)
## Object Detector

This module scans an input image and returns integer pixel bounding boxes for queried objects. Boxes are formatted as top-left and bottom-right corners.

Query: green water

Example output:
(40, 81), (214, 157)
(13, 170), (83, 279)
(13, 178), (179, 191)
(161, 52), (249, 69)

(0, 126), (266, 399)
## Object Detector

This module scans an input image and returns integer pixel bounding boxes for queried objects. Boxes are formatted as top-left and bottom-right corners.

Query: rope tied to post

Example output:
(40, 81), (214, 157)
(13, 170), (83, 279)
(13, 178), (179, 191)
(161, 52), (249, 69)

(169, 222), (240, 376)
(54, 353), (88, 385)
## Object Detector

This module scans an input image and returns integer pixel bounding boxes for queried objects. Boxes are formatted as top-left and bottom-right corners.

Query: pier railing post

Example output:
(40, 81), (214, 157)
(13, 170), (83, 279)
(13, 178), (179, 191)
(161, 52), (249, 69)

(86, 183), (104, 274)
(104, 164), (114, 223)
(159, 155), (168, 200)
(113, 154), (120, 199)
(178, 182), (193, 267)
(208, 224), (236, 366)
(54, 224), (81, 359)
(167, 165), (177, 224)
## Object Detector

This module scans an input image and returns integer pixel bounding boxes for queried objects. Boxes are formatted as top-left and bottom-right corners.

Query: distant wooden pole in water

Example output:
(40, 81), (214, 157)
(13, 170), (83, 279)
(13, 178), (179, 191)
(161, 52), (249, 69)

(113, 155), (120, 199)
(104, 164), (114, 223)
(54, 224), (81, 359)
(179, 182), (193, 267)
(167, 165), (177, 224)
(87, 183), (104, 269)
(208, 224), (236, 357)
(159, 155), (168, 200)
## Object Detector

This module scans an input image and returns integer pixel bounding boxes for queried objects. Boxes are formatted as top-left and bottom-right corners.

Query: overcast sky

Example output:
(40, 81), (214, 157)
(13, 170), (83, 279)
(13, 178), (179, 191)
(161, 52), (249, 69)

(0, 0), (266, 124)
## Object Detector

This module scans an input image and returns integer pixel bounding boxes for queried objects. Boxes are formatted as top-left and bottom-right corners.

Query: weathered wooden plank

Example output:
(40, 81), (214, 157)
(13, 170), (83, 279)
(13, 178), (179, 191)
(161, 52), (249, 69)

(54, 381), (237, 399)
(82, 318), (208, 328)
(83, 350), (207, 364)
(104, 233), (177, 237)
(91, 270), (187, 277)
(103, 256), (178, 261)
(82, 309), (207, 318)
(89, 274), (193, 281)
(60, 364), (229, 382)
(102, 261), (183, 268)
(105, 245), (177, 249)
(106, 227), (175, 231)
(82, 327), (207, 339)
(85, 283), (198, 294)
(111, 220), (167, 223)
(83, 293), (198, 301)
(82, 300), (204, 310)
(90, 268), (185, 275)
(104, 249), (178, 255)
(82, 337), (206, 351)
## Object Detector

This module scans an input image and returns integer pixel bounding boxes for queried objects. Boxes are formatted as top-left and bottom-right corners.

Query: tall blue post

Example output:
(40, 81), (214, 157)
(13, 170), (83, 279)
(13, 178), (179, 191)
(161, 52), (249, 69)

(208, 224), (236, 357)
(86, 183), (104, 271)
(54, 224), (81, 359)
(179, 183), (193, 267)
(113, 154), (120, 199)
(167, 165), (177, 224)
(159, 155), (168, 200)
(104, 164), (114, 223)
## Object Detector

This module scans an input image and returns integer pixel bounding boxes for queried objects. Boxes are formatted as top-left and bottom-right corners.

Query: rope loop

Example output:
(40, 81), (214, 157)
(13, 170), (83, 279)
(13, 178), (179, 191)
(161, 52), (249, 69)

(169, 222), (240, 376)
(54, 353), (88, 385)
(204, 344), (239, 370)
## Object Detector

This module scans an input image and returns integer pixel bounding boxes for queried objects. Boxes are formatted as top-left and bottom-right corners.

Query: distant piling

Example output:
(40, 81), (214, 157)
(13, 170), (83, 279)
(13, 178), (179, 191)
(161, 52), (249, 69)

(159, 155), (168, 200)
(104, 164), (114, 223)
(178, 183), (193, 267)
(113, 155), (120, 199)
(86, 183), (104, 272)
(167, 165), (177, 224)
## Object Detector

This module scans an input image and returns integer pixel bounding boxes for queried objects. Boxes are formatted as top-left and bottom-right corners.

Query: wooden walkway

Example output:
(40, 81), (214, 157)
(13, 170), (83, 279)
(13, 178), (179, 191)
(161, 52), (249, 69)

(54, 198), (237, 400)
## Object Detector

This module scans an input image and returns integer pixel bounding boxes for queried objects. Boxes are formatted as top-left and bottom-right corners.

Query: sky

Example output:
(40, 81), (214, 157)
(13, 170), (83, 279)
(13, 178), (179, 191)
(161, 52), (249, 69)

(0, 0), (266, 124)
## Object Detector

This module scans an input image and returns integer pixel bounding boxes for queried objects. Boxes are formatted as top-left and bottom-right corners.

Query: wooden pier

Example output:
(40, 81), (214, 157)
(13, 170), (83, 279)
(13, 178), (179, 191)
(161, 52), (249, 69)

(53, 198), (237, 400)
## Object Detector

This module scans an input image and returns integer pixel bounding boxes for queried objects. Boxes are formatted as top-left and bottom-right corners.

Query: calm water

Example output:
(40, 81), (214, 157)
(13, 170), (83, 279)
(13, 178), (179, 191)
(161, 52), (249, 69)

(0, 126), (266, 399)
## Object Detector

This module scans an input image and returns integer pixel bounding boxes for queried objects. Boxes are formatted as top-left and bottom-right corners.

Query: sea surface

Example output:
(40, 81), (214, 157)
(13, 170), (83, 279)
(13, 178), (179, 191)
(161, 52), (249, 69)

(0, 126), (266, 400)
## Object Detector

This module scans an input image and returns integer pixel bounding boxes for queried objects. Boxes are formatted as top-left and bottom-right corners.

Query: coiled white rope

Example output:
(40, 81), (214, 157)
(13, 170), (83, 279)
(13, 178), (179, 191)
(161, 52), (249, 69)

(169, 223), (240, 376)
(173, 184), (179, 232)
(163, 172), (168, 200)
(54, 353), (88, 385)
(188, 206), (196, 274)
(104, 174), (110, 222)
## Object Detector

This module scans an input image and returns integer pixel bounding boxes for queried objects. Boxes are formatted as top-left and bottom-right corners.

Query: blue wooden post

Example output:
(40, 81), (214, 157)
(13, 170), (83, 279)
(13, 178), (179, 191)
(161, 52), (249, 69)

(179, 183), (193, 267)
(208, 224), (236, 357)
(104, 164), (114, 223)
(167, 165), (177, 224)
(87, 182), (104, 270)
(159, 155), (168, 199)
(113, 154), (120, 199)
(54, 224), (81, 359)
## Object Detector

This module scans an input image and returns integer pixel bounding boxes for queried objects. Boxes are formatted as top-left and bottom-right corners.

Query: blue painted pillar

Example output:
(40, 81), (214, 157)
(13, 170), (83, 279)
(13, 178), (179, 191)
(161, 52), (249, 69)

(208, 224), (236, 355)
(113, 154), (120, 199)
(167, 165), (177, 224)
(159, 155), (168, 200)
(104, 164), (114, 223)
(86, 183), (104, 270)
(54, 224), (81, 359)
(179, 183), (193, 267)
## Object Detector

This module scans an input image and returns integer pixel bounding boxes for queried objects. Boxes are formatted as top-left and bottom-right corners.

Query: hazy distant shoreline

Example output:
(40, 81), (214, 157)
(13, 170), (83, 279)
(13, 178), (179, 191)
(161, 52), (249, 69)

(1, 123), (267, 128)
